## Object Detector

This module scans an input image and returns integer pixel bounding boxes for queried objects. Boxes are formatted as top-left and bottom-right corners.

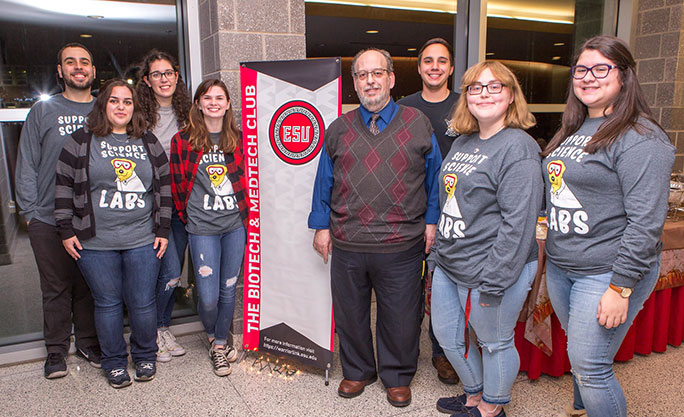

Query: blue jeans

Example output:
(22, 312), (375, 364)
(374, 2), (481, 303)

(188, 227), (245, 346)
(431, 261), (537, 405)
(77, 244), (160, 371)
(156, 209), (187, 328)
(545, 260), (660, 417)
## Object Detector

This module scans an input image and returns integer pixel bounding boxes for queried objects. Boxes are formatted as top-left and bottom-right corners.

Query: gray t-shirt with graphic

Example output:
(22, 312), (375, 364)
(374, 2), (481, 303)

(151, 105), (179, 159)
(543, 117), (675, 288)
(83, 133), (155, 250)
(185, 133), (242, 235)
(15, 94), (94, 225)
(430, 127), (542, 306)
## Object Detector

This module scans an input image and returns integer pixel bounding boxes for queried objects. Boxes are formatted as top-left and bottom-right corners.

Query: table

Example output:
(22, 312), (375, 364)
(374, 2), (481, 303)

(515, 221), (684, 380)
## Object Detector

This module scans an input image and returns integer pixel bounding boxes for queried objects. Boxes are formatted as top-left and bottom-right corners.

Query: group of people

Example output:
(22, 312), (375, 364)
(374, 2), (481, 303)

(309, 35), (673, 417)
(15, 33), (673, 417)
(16, 43), (248, 388)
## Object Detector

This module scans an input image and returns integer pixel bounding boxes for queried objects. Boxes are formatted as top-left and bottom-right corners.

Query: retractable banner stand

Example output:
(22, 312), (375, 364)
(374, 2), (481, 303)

(240, 58), (340, 370)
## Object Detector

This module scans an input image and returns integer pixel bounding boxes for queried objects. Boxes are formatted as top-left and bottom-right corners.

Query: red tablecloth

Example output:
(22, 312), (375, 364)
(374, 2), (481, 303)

(516, 285), (684, 379)
(515, 221), (684, 380)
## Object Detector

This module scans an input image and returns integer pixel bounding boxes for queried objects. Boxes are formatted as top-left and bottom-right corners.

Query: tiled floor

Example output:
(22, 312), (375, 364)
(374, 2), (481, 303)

(1, 325), (682, 416)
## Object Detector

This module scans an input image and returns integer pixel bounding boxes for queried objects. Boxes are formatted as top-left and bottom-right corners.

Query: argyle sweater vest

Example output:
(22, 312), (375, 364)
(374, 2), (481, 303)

(326, 105), (433, 253)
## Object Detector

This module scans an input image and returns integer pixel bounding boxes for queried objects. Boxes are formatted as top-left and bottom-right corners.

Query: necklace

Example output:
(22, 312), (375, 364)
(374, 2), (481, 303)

(109, 133), (129, 143)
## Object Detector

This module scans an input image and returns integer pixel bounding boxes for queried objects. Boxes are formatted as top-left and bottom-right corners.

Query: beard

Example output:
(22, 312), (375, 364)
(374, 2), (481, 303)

(357, 85), (390, 113)
(62, 72), (94, 91)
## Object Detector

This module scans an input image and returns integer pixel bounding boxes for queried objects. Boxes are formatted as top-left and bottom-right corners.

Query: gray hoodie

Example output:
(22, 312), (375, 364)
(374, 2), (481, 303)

(430, 127), (543, 306)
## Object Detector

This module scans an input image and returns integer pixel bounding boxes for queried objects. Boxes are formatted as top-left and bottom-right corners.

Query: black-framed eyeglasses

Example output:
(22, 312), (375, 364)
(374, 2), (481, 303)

(570, 64), (618, 80)
(149, 70), (177, 80)
(466, 82), (505, 95)
(353, 68), (389, 81)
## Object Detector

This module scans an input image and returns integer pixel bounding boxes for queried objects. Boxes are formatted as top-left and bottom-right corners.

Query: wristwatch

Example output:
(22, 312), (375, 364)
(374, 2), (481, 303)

(609, 283), (633, 298)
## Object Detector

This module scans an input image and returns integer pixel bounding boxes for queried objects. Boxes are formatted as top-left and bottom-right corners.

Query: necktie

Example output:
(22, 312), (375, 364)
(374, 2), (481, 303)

(369, 113), (380, 135)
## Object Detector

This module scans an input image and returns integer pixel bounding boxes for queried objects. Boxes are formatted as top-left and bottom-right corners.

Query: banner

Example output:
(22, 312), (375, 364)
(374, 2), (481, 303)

(240, 58), (340, 369)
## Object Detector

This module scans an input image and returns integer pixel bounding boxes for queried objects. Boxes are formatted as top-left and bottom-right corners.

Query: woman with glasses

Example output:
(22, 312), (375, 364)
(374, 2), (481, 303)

(429, 61), (542, 417)
(541, 36), (674, 417)
(55, 79), (172, 388)
(169, 79), (248, 377)
(136, 50), (192, 362)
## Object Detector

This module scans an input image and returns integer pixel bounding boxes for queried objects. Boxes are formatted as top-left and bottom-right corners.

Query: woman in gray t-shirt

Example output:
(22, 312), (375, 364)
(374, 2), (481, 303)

(170, 79), (249, 378)
(429, 61), (542, 417)
(541, 36), (674, 417)
(136, 50), (192, 361)
(56, 79), (173, 389)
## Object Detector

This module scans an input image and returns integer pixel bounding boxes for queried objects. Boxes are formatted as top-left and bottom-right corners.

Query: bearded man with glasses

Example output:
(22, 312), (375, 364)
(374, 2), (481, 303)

(309, 47), (442, 407)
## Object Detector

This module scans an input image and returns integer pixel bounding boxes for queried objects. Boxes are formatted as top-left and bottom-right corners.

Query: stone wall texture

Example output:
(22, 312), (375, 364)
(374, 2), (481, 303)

(633, 0), (684, 170)
(198, 0), (306, 333)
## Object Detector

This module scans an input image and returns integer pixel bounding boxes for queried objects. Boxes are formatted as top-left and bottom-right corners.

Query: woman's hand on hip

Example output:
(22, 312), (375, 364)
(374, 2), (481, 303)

(62, 236), (82, 260)
(154, 237), (168, 259)
(596, 288), (629, 329)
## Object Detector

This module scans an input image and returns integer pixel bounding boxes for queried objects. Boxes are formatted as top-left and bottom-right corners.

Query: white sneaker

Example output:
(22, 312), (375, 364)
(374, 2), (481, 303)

(224, 345), (238, 363)
(161, 329), (186, 356)
(156, 330), (172, 363)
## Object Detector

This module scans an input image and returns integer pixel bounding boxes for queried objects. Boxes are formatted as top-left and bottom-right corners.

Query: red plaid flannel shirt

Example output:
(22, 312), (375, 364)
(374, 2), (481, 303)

(169, 131), (249, 230)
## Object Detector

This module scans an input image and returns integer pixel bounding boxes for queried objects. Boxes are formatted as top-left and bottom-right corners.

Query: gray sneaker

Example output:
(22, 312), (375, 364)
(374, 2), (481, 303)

(156, 330), (172, 362)
(160, 329), (186, 356)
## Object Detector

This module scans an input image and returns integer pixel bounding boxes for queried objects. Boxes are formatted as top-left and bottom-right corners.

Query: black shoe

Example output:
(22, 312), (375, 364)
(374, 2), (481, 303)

(134, 361), (156, 382)
(106, 368), (132, 388)
(437, 394), (469, 414)
(76, 345), (101, 368)
(44, 353), (67, 379)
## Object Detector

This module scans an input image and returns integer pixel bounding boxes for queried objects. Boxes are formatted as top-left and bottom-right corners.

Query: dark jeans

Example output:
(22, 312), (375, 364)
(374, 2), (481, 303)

(156, 209), (188, 328)
(27, 219), (98, 355)
(331, 241), (423, 388)
(77, 244), (160, 370)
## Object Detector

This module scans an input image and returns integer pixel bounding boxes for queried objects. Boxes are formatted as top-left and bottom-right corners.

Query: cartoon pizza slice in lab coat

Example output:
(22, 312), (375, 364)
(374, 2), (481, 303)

(442, 173), (462, 218)
(547, 160), (582, 209)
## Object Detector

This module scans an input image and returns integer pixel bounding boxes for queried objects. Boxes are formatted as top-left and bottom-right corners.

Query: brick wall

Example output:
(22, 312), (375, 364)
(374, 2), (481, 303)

(633, 0), (684, 170)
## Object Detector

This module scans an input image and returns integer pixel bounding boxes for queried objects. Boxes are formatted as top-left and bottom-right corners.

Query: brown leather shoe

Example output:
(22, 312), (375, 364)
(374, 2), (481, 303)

(337, 375), (377, 398)
(386, 386), (411, 407)
(432, 356), (460, 385)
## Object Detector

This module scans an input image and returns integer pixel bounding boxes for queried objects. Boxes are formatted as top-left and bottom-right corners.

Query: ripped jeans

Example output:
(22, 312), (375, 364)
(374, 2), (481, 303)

(188, 227), (246, 346)
(156, 210), (187, 328)
(545, 260), (660, 417)
(431, 261), (536, 405)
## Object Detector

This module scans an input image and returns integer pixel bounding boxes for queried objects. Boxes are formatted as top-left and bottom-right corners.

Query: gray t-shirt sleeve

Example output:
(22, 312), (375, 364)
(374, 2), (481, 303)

(15, 105), (43, 222)
(478, 156), (543, 306)
(611, 135), (674, 287)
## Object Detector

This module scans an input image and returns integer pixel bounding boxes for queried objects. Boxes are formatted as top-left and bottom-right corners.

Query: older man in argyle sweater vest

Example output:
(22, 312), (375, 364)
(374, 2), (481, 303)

(308, 48), (441, 407)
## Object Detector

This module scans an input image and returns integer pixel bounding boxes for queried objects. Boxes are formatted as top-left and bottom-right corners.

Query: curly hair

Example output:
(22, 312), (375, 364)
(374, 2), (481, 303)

(135, 50), (191, 131)
(87, 79), (146, 138)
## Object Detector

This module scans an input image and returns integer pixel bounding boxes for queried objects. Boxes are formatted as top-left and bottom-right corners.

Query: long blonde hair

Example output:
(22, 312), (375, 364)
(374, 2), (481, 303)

(449, 60), (535, 135)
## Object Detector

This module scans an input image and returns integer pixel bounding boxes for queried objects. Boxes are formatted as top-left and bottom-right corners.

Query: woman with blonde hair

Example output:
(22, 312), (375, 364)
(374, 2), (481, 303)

(169, 79), (248, 376)
(430, 60), (542, 417)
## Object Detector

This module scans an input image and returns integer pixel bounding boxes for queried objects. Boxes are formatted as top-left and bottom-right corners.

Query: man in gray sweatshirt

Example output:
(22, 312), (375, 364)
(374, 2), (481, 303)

(15, 43), (100, 379)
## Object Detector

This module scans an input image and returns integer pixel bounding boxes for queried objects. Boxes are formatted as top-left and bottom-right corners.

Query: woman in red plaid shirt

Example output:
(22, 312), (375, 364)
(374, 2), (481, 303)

(169, 79), (249, 377)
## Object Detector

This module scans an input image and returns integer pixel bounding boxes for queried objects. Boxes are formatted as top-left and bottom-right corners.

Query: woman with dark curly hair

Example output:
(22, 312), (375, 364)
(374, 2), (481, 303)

(136, 50), (191, 362)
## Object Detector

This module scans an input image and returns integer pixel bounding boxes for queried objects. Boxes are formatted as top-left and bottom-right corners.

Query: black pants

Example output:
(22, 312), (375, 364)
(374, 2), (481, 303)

(331, 241), (423, 388)
(28, 220), (98, 355)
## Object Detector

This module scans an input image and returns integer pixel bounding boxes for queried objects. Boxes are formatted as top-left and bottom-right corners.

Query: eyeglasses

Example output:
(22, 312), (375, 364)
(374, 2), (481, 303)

(149, 70), (176, 80)
(466, 82), (505, 95)
(570, 64), (618, 79)
(353, 68), (389, 80)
